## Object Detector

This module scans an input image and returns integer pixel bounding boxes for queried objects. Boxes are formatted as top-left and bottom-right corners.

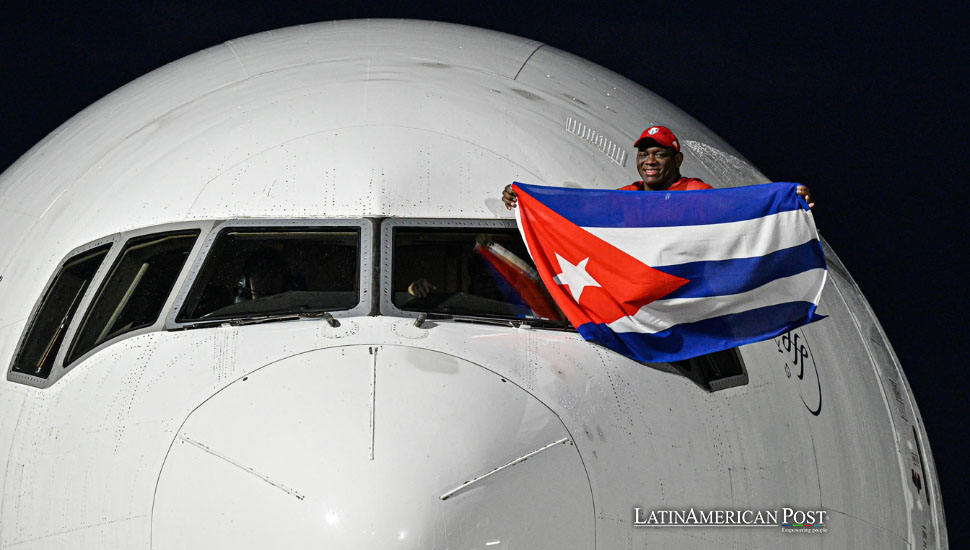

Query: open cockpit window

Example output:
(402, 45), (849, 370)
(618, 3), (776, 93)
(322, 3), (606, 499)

(10, 244), (111, 379)
(176, 226), (360, 323)
(673, 348), (748, 391)
(66, 231), (199, 364)
(387, 224), (566, 323)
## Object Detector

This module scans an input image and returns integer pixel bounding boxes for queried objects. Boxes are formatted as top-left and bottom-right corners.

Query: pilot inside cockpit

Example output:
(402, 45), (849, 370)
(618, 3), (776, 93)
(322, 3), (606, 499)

(176, 227), (361, 322)
(234, 246), (306, 303)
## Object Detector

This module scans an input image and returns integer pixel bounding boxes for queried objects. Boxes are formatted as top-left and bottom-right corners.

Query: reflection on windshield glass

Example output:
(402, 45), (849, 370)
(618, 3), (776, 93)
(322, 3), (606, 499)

(177, 227), (359, 322)
(392, 228), (565, 321)
(68, 231), (199, 363)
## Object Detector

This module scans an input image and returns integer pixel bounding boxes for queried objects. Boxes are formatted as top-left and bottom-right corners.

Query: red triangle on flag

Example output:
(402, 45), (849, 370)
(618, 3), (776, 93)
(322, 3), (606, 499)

(515, 185), (689, 326)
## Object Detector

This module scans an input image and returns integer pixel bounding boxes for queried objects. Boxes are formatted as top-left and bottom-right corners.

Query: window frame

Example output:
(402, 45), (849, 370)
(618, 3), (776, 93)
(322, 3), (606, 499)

(55, 222), (214, 377)
(379, 217), (534, 319)
(6, 235), (120, 388)
(64, 229), (203, 366)
(167, 218), (374, 329)
(8, 219), (374, 390)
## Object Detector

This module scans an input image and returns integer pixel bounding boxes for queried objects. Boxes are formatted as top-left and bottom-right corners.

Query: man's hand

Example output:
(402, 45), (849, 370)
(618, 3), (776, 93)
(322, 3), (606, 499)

(502, 184), (518, 209)
(796, 184), (815, 209)
(407, 278), (436, 298)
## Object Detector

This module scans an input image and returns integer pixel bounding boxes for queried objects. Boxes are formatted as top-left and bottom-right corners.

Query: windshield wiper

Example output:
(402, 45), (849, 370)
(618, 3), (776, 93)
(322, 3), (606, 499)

(414, 312), (573, 331)
(181, 311), (339, 329)
(508, 318), (575, 331)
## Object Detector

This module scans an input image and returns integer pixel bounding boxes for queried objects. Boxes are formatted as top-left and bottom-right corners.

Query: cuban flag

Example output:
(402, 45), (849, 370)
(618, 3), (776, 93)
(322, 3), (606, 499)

(474, 240), (562, 320)
(512, 181), (826, 362)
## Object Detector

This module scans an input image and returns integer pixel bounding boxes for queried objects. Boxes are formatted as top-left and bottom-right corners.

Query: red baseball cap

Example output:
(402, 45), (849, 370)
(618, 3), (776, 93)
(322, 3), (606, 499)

(634, 126), (680, 151)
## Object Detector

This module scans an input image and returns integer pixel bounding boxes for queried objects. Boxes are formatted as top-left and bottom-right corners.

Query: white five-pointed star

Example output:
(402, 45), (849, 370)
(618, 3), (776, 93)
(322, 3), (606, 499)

(553, 253), (601, 302)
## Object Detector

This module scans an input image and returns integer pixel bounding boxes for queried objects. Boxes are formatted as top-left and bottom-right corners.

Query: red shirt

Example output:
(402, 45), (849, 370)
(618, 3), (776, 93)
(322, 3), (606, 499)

(617, 177), (712, 191)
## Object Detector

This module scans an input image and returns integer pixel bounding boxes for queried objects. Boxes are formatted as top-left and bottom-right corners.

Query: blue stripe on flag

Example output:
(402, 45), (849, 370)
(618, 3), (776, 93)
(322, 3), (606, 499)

(514, 181), (808, 228)
(656, 240), (827, 299)
(577, 301), (822, 362)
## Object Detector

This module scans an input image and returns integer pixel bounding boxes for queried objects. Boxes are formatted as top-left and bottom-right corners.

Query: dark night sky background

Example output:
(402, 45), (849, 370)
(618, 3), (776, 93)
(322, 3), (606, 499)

(1, 1), (967, 544)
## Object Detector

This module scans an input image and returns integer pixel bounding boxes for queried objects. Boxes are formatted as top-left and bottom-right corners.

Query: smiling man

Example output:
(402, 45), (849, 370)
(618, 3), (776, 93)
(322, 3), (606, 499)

(623, 126), (710, 191)
(502, 125), (814, 207)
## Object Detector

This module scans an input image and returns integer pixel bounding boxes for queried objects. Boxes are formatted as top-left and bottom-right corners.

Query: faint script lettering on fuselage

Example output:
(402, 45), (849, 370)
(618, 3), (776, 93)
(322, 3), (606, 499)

(775, 329), (822, 416)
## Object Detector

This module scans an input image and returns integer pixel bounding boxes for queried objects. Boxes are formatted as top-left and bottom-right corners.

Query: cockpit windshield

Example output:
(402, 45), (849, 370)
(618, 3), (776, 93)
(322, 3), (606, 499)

(390, 227), (565, 322)
(11, 244), (111, 379)
(176, 227), (360, 322)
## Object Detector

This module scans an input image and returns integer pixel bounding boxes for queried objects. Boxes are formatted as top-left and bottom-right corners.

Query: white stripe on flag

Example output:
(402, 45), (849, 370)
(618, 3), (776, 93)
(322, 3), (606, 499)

(607, 268), (826, 334)
(585, 209), (817, 267)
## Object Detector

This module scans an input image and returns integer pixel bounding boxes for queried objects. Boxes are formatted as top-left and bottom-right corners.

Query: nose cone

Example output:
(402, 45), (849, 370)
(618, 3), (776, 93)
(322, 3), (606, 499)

(152, 345), (594, 548)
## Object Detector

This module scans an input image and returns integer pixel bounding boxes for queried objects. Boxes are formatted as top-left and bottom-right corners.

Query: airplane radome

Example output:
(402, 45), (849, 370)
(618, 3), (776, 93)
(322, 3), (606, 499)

(0, 20), (946, 549)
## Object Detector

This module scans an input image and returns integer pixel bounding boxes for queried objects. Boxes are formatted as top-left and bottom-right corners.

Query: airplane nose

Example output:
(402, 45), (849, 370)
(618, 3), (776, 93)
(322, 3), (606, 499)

(152, 345), (594, 549)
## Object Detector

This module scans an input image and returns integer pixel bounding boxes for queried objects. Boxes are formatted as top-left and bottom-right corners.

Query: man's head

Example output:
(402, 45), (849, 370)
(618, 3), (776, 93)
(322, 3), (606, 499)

(634, 126), (684, 190)
(242, 247), (290, 300)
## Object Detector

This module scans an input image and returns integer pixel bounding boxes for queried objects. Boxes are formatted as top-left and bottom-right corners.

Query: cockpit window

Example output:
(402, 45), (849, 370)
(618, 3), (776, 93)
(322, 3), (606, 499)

(390, 227), (565, 321)
(11, 244), (111, 379)
(66, 231), (199, 364)
(176, 227), (360, 322)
